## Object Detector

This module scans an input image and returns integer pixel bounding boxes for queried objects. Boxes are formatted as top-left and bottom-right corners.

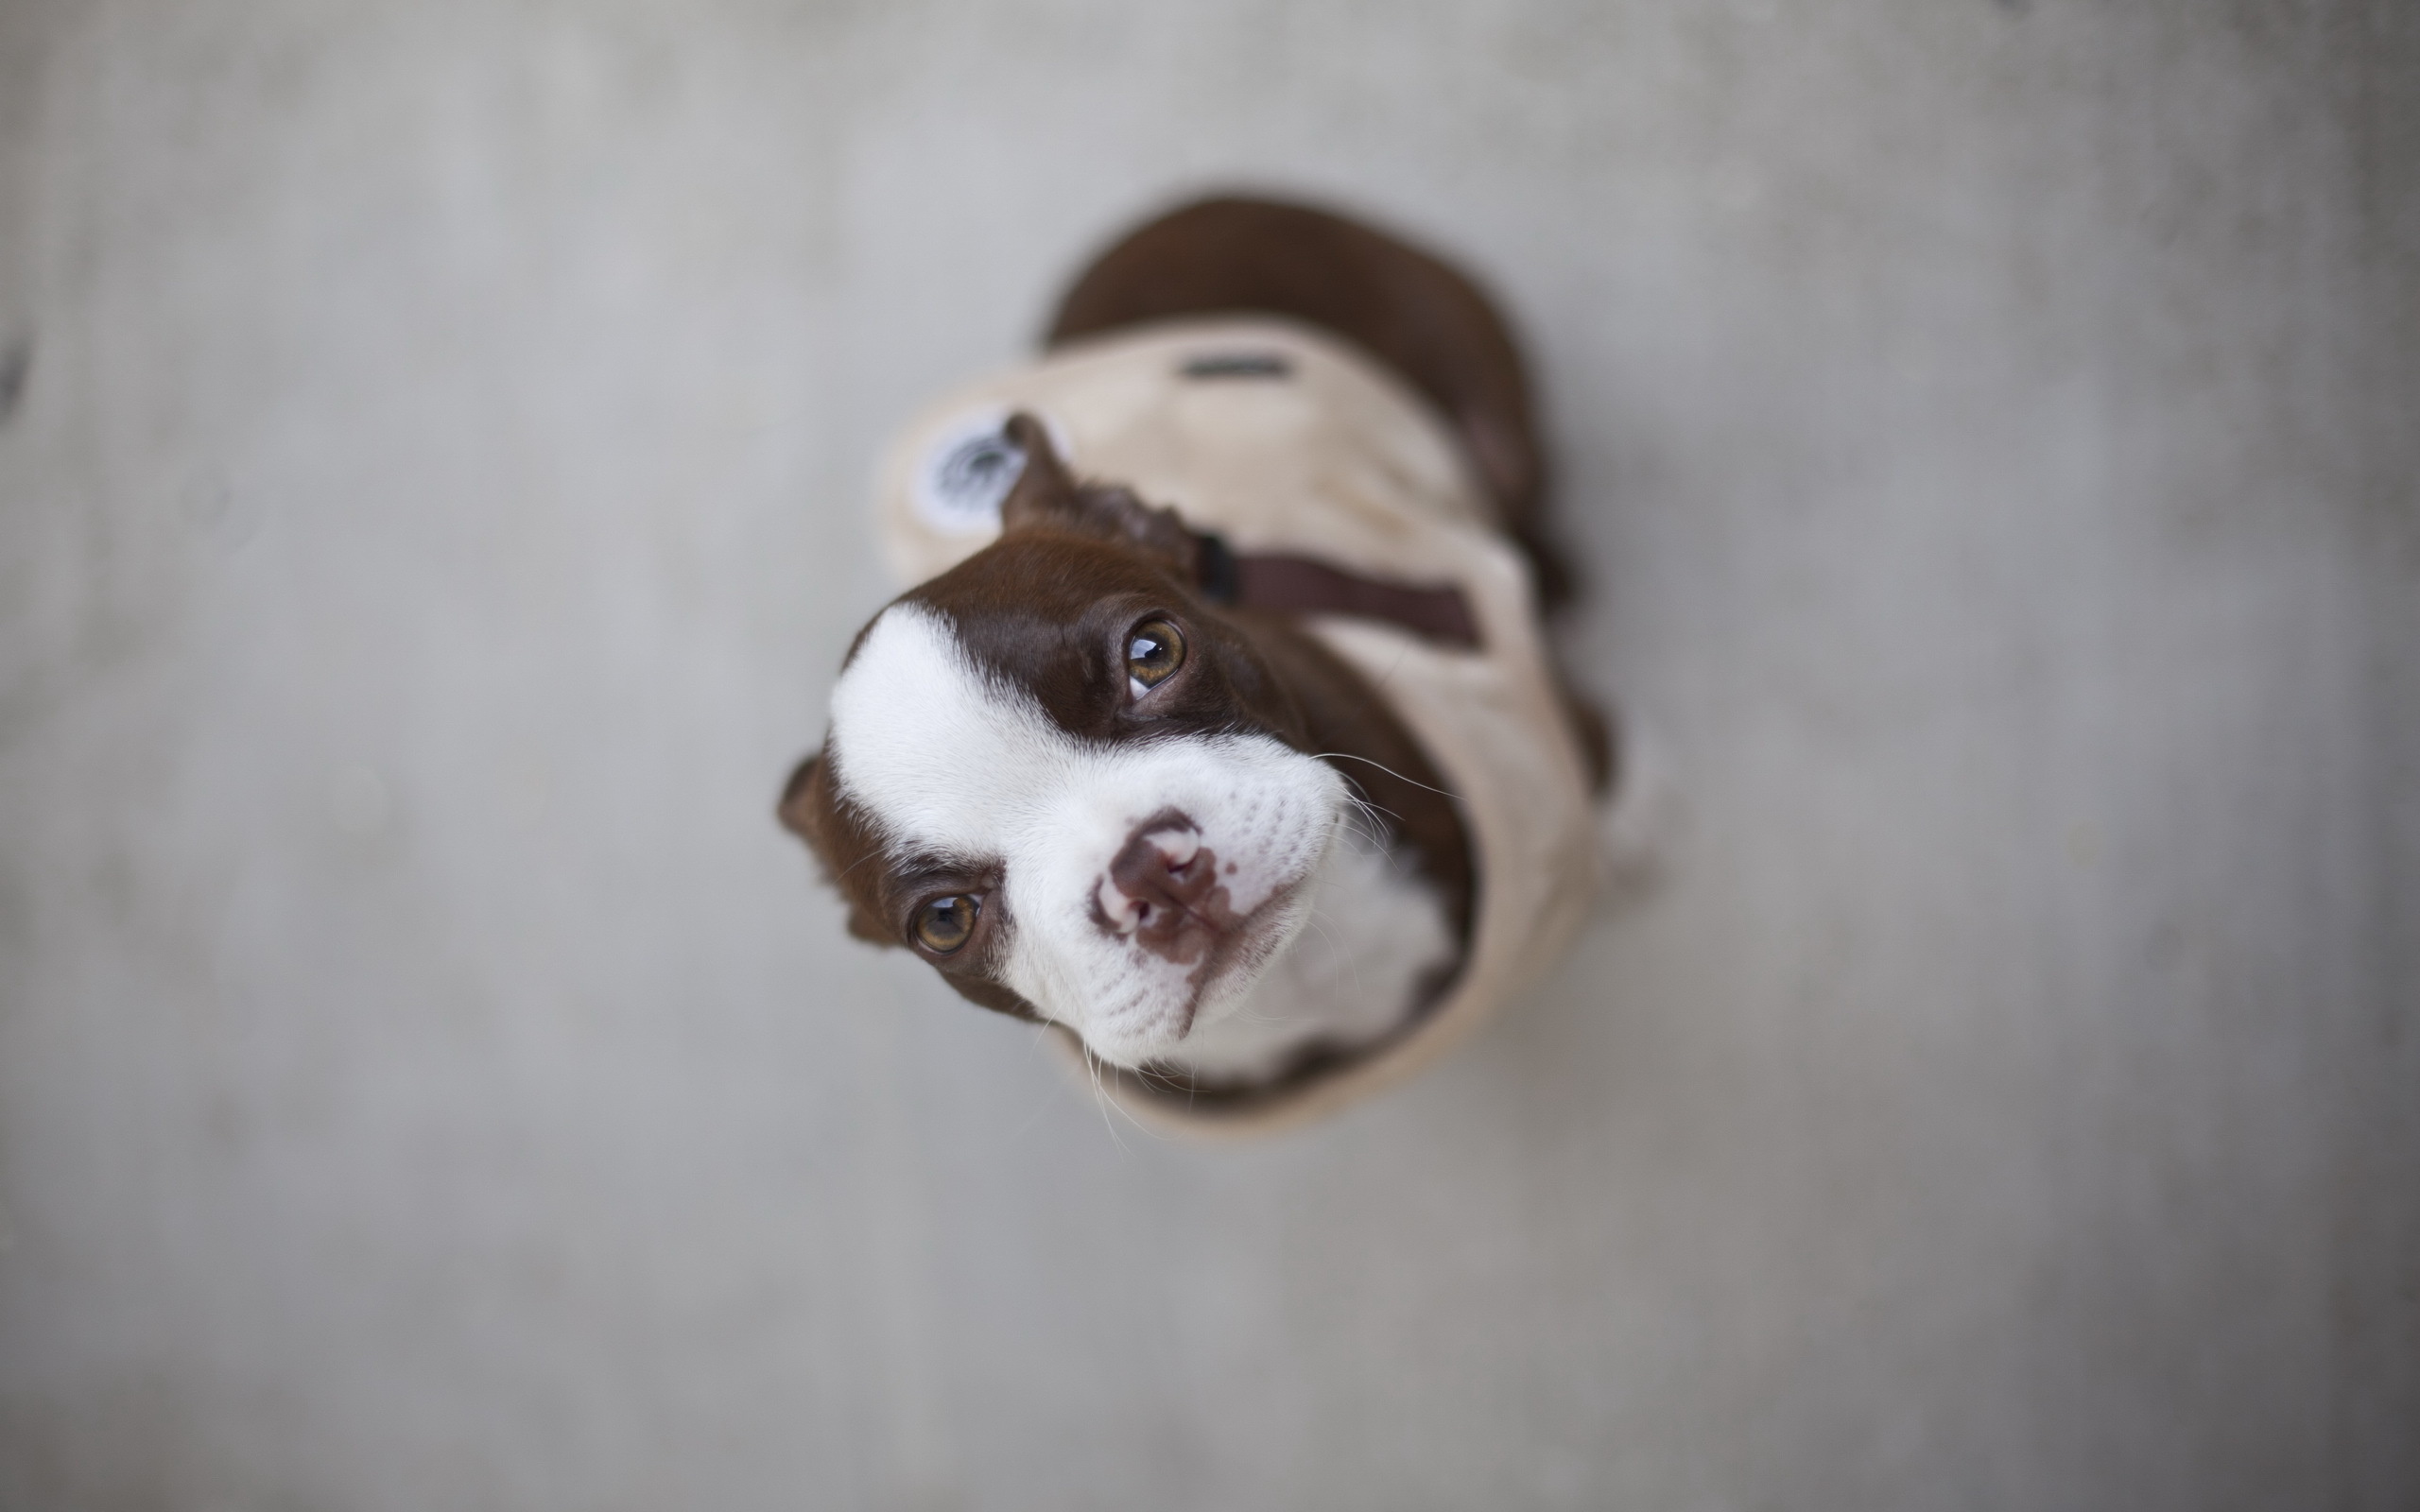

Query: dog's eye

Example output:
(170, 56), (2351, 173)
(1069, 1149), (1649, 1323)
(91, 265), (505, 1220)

(913, 894), (979, 955)
(1126, 620), (1185, 691)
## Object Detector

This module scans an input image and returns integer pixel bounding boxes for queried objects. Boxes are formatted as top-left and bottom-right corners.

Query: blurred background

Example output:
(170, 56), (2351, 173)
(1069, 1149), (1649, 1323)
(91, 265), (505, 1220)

(2, 1), (2415, 1508)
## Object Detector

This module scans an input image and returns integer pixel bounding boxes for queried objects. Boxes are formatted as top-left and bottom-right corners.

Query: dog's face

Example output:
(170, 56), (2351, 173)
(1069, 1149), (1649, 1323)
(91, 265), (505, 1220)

(780, 419), (1350, 1068)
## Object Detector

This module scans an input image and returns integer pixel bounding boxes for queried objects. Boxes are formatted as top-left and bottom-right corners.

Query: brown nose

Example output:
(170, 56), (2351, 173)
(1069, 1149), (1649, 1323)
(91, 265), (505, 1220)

(1096, 813), (1234, 963)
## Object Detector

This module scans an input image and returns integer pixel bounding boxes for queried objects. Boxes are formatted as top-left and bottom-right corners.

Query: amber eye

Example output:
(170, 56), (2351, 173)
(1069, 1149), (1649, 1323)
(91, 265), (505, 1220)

(1126, 619), (1185, 691)
(913, 894), (979, 955)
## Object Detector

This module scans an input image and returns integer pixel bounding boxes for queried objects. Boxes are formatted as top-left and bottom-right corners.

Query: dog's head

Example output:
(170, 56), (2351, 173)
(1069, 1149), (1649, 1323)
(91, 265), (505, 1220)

(780, 416), (1352, 1068)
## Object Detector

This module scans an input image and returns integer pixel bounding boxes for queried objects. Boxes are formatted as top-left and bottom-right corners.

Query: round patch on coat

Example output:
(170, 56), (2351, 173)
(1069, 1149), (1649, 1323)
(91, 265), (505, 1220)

(908, 408), (1077, 533)
(911, 409), (1025, 533)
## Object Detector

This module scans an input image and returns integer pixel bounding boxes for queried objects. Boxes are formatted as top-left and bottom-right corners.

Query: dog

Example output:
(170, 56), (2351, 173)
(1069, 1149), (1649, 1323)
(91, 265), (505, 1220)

(780, 197), (1614, 1129)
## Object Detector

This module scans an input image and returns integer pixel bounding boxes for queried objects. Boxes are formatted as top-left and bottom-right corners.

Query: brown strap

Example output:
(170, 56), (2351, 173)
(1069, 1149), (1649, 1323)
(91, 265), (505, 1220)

(1194, 532), (1481, 650)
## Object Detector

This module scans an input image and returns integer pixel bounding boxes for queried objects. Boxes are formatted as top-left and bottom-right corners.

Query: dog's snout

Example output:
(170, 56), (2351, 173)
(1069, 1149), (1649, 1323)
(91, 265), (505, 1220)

(1099, 818), (1202, 929)
(1094, 814), (1238, 964)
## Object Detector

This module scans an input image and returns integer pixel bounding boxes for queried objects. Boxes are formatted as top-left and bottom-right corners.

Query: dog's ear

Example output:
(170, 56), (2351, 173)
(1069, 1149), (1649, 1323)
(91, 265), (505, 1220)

(996, 411), (1201, 576)
(775, 750), (822, 843)
(777, 749), (898, 948)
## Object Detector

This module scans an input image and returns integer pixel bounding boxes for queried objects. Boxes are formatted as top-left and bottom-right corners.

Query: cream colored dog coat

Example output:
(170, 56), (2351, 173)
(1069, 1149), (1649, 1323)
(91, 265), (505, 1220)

(874, 317), (1602, 1134)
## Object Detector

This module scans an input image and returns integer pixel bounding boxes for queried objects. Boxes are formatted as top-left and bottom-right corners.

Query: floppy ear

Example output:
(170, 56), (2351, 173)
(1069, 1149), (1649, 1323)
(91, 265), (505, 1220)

(995, 411), (1201, 576)
(775, 750), (823, 843)
(776, 749), (899, 948)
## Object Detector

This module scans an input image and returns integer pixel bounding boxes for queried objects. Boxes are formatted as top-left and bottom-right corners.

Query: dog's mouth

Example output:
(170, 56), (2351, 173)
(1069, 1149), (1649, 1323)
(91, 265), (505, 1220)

(1069, 858), (1322, 1068)
(1164, 869), (1316, 1039)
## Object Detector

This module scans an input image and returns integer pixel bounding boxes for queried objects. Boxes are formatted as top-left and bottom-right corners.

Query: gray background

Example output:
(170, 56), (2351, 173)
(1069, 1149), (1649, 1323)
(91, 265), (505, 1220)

(2, 1), (2414, 1508)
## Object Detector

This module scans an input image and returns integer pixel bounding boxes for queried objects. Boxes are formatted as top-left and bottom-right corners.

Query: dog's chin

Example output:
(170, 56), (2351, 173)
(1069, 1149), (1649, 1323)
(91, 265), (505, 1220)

(1074, 865), (1324, 1072)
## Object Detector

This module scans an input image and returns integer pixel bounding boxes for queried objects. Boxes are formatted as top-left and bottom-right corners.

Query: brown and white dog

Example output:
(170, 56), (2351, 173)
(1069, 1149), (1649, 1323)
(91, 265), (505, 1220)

(780, 197), (1615, 1128)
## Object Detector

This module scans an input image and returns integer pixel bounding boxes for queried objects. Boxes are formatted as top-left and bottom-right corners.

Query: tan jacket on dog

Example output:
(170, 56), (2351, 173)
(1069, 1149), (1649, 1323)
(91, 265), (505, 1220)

(872, 316), (1604, 1134)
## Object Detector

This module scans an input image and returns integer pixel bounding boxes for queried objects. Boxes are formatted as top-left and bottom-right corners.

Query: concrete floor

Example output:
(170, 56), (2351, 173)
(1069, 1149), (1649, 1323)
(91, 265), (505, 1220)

(2, 2), (2415, 1508)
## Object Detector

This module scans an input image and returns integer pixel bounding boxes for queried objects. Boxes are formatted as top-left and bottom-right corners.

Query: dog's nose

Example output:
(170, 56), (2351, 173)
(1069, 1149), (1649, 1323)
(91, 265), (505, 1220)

(1095, 815), (1226, 956)
(1098, 819), (1203, 932)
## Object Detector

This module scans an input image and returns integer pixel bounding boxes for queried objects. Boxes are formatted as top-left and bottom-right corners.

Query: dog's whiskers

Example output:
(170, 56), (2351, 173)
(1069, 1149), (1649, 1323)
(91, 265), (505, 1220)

(1315, 749), (1462, 804)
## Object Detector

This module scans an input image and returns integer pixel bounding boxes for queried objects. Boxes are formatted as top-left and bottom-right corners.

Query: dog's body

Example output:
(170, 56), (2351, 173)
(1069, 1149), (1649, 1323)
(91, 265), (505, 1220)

(783, 198), (1610, 1126)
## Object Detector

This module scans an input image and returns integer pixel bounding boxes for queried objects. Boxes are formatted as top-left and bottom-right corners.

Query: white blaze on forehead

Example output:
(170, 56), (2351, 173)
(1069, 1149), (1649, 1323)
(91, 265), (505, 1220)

(825, 602), (1347, 1064)
(828, 602), (1079, 853)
